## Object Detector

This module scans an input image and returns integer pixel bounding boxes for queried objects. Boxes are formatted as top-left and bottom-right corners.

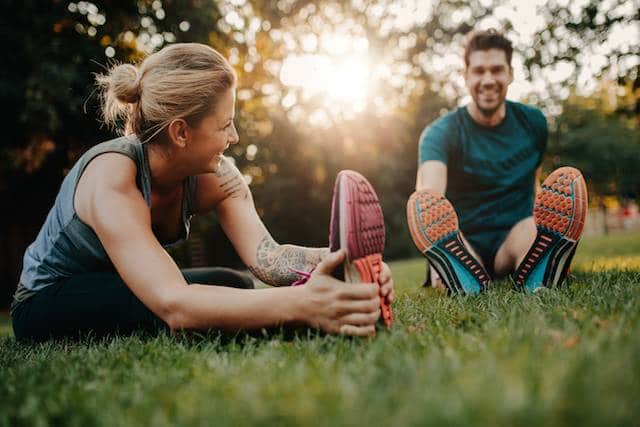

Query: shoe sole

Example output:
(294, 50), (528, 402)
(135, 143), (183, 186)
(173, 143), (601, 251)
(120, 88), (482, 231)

(330, 170), (393, 328)
(515, 167), (588, 291)
(406, 189), (489, 295)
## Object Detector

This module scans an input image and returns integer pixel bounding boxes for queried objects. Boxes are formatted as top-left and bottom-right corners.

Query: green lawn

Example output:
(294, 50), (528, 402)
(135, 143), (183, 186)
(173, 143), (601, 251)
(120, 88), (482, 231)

(1, 233), (639, 427)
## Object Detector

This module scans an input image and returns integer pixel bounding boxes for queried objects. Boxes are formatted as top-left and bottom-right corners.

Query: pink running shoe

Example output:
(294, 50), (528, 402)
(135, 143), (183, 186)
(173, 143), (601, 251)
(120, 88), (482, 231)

(329, 170), (393, 328)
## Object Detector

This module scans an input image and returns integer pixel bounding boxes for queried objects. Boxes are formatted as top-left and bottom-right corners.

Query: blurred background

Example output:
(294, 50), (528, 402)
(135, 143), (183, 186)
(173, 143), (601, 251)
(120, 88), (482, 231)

(1, 0), (638, 308)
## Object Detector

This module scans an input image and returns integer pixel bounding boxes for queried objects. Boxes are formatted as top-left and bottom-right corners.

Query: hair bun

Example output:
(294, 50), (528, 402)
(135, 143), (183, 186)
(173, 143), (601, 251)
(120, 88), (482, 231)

(109, 63), (140, 104)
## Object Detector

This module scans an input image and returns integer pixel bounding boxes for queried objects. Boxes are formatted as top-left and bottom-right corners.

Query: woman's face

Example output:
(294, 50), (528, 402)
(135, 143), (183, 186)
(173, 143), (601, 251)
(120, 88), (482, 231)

(189, 87), (239, 173)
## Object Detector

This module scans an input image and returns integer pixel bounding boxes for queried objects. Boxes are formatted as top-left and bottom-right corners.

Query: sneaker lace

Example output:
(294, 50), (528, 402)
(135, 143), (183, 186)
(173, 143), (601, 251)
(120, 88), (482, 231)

(290, 267), (315, 286)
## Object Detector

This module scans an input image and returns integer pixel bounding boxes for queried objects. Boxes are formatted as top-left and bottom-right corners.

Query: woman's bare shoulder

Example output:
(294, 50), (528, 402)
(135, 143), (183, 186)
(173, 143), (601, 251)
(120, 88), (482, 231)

(75, 152), (142, 223)
(81, 152), (138, 190)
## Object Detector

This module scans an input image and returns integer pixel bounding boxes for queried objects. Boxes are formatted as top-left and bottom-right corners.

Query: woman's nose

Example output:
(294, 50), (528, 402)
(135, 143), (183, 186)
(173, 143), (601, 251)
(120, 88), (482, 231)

(229, 125), (239, 145)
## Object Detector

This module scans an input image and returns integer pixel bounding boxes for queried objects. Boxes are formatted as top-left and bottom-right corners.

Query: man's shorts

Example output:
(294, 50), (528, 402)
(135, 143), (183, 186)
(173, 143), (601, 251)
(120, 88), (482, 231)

(465, 229), (512, 278)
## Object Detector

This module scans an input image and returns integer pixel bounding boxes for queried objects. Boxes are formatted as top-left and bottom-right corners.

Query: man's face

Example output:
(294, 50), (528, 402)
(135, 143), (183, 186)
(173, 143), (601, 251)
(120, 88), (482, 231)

(464, 48), (513, 117)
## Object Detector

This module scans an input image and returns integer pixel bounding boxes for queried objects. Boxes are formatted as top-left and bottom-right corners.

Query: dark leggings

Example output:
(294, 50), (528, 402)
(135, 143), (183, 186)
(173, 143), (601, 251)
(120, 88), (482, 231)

(11, 267), (254, 341)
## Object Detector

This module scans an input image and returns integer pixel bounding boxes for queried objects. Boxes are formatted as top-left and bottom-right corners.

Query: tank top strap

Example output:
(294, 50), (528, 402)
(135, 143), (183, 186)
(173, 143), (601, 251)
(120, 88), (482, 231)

(184, 175), (198, 217)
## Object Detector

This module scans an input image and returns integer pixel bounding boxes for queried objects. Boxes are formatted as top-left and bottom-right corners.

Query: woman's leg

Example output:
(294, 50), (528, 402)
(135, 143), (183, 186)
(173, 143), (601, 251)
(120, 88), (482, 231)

(181, 267), (255, 289)
(12, 267), (254, 341)
(12, 271), (163, 341)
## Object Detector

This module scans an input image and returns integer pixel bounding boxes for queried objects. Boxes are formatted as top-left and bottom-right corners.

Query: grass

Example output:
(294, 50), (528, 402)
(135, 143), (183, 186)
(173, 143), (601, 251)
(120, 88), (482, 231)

(1, 232), (639, 427)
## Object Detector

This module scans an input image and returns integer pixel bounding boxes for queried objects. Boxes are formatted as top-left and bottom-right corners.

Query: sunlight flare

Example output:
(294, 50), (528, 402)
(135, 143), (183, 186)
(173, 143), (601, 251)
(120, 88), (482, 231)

(279, 54), (371, 113)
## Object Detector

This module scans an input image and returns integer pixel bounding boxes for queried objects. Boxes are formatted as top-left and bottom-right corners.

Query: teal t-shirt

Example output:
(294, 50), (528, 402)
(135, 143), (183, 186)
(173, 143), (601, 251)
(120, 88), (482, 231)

(418, 100), (548, 264)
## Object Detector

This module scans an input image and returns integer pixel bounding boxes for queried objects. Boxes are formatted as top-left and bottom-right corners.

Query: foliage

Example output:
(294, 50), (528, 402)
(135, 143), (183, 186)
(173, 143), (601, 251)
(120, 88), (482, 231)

(526, 0), (640, 81)
(0, 2), (238, 247)
(545, 81), (639, 198)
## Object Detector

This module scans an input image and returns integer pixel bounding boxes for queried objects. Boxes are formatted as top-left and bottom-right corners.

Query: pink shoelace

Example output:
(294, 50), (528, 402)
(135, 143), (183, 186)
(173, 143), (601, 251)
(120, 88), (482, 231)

(290, 267), (315, 286)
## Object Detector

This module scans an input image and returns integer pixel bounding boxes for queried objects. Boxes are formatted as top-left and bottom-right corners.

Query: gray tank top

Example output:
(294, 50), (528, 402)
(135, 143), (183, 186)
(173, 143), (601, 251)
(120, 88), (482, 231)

(11, 135), (197, 312)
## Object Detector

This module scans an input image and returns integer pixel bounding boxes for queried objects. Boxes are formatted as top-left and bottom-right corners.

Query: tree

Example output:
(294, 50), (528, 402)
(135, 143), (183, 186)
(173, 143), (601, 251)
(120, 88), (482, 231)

(547, 81), (640, 198)
(0, 0), (227, 305)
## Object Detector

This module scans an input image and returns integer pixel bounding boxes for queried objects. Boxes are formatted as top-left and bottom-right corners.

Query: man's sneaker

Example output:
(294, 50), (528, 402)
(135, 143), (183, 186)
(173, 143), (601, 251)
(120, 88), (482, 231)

(406, 189), (490, 295)
(329, 170), (393, 328)
(514, 167), (588, 292)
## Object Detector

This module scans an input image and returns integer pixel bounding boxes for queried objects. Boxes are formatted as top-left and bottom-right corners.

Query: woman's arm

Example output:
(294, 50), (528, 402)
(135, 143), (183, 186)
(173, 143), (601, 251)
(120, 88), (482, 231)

(196, 157), (394, 302)
(166, 250), (380, 335)
(195, 157), (329, 286)
(74, 154), (380, 336)
(247, 233), (328, 286)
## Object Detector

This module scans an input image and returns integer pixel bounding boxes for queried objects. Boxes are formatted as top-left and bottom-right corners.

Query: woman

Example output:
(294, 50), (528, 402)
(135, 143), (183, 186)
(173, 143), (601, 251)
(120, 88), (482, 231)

(10, 43), (393, 341)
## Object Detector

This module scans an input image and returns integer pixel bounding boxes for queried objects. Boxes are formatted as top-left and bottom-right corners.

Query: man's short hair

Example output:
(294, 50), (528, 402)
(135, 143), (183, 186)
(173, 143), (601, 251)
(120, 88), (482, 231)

(463, 29), (513, 68)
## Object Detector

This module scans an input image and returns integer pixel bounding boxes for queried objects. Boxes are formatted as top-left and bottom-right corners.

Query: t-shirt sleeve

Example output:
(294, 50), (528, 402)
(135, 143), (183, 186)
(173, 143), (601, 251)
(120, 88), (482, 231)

(418, 118), (454, 165)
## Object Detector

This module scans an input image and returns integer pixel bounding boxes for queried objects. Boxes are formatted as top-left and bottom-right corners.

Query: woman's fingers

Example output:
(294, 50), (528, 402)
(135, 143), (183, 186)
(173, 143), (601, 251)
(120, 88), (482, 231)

(338, 282), (379, 299)
(335, 298), (380, 316)
(380, 282), (394, 303)
(379, 263), (392, 285)
(314, 249), (346, 275)
(339, 324), (376, 337)
(303, 257), (392, 338)
(378, 262), (394, 303)
(340, 311), (380, 326)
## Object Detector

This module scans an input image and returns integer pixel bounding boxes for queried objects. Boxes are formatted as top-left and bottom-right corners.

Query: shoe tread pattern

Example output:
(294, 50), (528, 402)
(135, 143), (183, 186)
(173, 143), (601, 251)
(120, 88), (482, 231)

(331, 170), (392, 327)
(515, 167), (587, 289)
(407, 190), (489, 294)
(343, 171), (386, 260)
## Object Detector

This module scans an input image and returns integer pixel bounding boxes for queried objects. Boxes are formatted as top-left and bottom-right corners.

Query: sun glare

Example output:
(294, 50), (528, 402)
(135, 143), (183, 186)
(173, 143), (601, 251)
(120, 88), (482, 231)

(279, 54), (371, 117)
(326, 60), (370, 103)
(271, 0), (637, 125)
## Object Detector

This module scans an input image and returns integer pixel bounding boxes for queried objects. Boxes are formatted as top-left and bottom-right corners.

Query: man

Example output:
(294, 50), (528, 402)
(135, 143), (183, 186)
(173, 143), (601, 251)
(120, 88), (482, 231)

(406, 29), (587, 294)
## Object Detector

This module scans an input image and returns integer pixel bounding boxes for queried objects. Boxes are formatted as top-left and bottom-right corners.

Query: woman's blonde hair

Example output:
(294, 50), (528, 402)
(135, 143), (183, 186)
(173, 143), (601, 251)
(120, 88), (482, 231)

(96, 43), (236, 143)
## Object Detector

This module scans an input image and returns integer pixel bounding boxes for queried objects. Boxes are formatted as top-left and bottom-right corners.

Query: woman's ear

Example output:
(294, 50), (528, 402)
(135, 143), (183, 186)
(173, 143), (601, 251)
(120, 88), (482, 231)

(166, 118), (190, 148)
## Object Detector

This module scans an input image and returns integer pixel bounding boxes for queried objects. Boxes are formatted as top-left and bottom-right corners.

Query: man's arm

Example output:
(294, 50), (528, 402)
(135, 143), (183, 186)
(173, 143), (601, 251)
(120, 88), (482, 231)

(534, 166), (542, 198)
(417, 117), (453, 194)
(416, 160), (448, 194)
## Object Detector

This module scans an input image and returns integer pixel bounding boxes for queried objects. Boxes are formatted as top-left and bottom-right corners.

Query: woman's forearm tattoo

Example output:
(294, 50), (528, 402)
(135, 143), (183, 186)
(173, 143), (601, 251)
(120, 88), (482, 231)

(248, 234), (329, 286)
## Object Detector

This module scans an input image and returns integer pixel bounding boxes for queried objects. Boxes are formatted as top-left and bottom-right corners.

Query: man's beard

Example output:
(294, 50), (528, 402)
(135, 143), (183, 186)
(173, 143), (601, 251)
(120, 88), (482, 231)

(474, 86), (504, 117)
(477, 103), (501, 117)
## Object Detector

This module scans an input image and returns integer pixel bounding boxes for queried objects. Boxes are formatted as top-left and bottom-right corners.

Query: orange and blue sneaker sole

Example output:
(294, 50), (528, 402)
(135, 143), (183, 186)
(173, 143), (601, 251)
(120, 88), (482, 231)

(514, 167), (588, 292)
(406, 189), (490, 295)
(329, 170), (393, 328)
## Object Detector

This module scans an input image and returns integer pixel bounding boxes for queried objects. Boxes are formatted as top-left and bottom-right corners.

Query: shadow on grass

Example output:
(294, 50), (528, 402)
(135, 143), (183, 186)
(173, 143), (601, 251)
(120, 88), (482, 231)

(0, 311), (11, 338)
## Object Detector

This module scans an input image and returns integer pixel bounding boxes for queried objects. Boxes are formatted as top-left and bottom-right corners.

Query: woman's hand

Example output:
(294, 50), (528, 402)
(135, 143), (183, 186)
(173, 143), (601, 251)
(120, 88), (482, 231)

(300, 250), (380, 337)
(379, 261), (394, 304)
